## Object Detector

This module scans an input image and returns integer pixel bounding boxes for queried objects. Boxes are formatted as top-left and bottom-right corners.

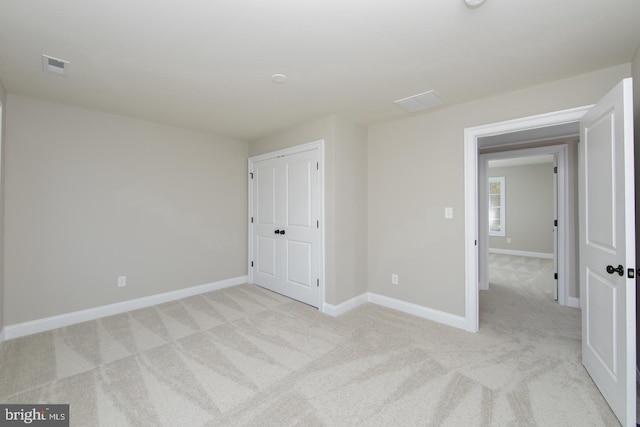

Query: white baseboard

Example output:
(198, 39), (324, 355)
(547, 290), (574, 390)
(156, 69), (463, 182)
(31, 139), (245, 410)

(4, 275), (248, 341)
(0, 327), (5, 346)
(323, 293), (368, 317)
(566, 296), (580, 309)
(489, 248), (553, 259)
(323, 292), (467, 331)
(367, 293), (467, 331)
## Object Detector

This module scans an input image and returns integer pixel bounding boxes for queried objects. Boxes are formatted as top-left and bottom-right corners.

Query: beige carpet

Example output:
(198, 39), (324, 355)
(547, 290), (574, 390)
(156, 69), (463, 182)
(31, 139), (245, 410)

(0, 256), (620, 426)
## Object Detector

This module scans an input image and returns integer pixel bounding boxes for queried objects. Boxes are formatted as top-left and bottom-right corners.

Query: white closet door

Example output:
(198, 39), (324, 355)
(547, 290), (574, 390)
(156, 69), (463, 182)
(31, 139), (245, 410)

(251, 149), (320, 308)
(252, 158), (280, 291)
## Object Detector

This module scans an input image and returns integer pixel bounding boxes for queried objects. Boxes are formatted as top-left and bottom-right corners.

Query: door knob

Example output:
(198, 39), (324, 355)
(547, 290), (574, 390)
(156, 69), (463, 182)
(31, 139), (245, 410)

(274, 230), (280, 234)
(280, 230), (285, 235)
(606, 264), (624, 276)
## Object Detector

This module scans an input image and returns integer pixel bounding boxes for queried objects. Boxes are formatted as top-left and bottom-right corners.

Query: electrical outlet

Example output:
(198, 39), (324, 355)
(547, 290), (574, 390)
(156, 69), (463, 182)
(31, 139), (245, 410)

(117, 276), (127, 287)
(391, 274), (399, 285)
(507, 237), (512, 244)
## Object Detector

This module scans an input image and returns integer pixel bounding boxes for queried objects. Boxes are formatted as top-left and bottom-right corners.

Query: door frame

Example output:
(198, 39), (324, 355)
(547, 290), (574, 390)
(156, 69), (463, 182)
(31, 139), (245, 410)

(248, 140), (326, 311)
(464, 106), (592, 332)
(478, 144), (574, 306)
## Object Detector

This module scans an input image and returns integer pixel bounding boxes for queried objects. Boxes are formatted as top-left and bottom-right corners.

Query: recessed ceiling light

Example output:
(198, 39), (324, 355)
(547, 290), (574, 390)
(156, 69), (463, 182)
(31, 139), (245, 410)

(271, 74), (287, 84)
(394, 90), (445, 113)
(42, 54), (70, 76)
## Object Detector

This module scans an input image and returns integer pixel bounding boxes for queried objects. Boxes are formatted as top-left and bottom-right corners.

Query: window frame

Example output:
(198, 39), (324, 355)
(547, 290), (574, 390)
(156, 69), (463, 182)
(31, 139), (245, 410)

(488, 176), (506, 237)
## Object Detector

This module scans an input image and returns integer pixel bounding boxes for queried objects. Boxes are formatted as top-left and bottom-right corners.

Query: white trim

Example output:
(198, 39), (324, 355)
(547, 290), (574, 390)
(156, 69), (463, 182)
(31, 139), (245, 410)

(464, 126), (479, 332)
(489, 248), (554, 259)
(0, 327), (5, 346)
(465, 105), (591, 333)
(248, 140), (326, 312)
(322, 292), (467, 331)
(567, 296), (581, 309)
(367, 293), (467, 331)
(323, 293), (368, 317)
(249, 140), (322, 163)
(3, 275), (247, 340)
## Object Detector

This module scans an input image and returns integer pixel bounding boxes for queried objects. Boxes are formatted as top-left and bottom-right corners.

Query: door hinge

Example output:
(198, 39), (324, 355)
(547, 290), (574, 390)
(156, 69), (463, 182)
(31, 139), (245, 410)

(554, 273), (558, 280)
(317, 279), (319, 287)
(250, 172), (254, 179)
(317, 162), (319, 170)
(475, 240), (477, 246)
(317, 220), (319, 228)
(251, 217), (254, 223)
(251, 261), (254, 267)
(554, 166), (558, 173)
(554, 219), (558, 227)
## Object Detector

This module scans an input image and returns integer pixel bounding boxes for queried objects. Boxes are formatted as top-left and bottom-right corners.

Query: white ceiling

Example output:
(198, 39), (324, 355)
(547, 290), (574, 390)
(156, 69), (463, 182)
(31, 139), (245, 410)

(0, 0), (639, 141)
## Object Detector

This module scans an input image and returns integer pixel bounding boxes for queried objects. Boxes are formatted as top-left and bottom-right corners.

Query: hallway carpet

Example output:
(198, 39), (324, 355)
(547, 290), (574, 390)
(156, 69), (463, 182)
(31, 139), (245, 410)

(0, 258), (619, 425)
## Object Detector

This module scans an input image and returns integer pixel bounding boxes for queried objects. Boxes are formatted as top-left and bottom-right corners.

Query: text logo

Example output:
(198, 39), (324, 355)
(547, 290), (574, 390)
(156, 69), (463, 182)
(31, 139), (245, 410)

(0, 405), (69, 426)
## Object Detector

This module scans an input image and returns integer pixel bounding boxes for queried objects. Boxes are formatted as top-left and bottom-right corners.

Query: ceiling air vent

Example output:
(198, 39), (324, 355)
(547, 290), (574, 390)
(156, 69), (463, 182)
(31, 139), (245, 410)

(42, 54), (70, 76)
(394, 90), (444, 113)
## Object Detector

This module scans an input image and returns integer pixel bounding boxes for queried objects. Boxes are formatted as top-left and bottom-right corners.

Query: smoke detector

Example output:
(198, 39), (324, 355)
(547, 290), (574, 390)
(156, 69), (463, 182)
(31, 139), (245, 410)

(464, 0), (487, 7)
(42, 54), (70, 76)
(271, 73), (288, 84)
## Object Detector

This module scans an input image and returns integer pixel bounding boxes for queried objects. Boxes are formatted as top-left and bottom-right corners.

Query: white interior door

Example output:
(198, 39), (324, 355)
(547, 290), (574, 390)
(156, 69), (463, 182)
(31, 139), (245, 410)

(281, 150), (320, 307)
(579, 78), (635, 427)
(252, 157), (279, 291)
(251, 149), (320, 308)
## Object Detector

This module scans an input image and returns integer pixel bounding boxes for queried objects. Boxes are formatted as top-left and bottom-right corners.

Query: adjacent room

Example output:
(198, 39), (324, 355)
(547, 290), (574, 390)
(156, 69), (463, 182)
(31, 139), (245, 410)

(1, 0), (640, 425)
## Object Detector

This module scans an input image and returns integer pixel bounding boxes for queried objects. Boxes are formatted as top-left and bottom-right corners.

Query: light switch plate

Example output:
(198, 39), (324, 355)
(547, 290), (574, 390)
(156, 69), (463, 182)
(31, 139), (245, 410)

(444, 207), (453, 219)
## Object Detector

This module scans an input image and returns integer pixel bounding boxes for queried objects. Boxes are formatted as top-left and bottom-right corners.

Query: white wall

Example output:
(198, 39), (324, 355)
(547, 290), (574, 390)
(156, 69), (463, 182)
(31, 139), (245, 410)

(249, 115), (368, 305)
(0, 78), (5, 338)
(368, 63), (631, 317)
(488, 163), (555, 254)
(4, 94), (249, 325)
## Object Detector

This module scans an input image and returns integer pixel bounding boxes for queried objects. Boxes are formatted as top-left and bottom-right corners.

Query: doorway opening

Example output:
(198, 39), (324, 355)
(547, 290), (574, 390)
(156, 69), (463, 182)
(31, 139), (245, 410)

(463, 106), (591, 333)
(478, 141), (580, 311)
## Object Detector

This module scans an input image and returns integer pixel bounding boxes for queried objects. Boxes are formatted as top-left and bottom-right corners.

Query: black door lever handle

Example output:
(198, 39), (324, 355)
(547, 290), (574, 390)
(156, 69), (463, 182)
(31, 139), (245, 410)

(606, 265), (624, 276)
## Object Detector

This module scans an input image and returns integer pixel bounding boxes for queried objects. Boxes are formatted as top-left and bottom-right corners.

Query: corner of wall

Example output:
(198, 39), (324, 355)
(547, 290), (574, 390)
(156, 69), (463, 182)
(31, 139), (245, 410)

(0, 78), (5, 337)
(333, 117), (368, 303)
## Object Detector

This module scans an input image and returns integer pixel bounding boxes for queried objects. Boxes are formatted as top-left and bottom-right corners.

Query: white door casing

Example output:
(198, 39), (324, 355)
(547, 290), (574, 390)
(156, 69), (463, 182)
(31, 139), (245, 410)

(249, 141), (324, 309)
(465, 106), (589, 332)
(579, 78), (636, 427)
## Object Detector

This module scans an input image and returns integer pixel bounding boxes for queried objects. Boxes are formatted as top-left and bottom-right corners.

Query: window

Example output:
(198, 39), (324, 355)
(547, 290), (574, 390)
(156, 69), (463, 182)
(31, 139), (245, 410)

(489, 176), (505, 236)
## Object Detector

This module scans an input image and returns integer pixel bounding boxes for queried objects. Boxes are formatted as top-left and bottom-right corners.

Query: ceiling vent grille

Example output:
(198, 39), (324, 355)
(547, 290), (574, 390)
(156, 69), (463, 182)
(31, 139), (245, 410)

(42, 54), (70, 76)
(394, 90), (444, 113)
